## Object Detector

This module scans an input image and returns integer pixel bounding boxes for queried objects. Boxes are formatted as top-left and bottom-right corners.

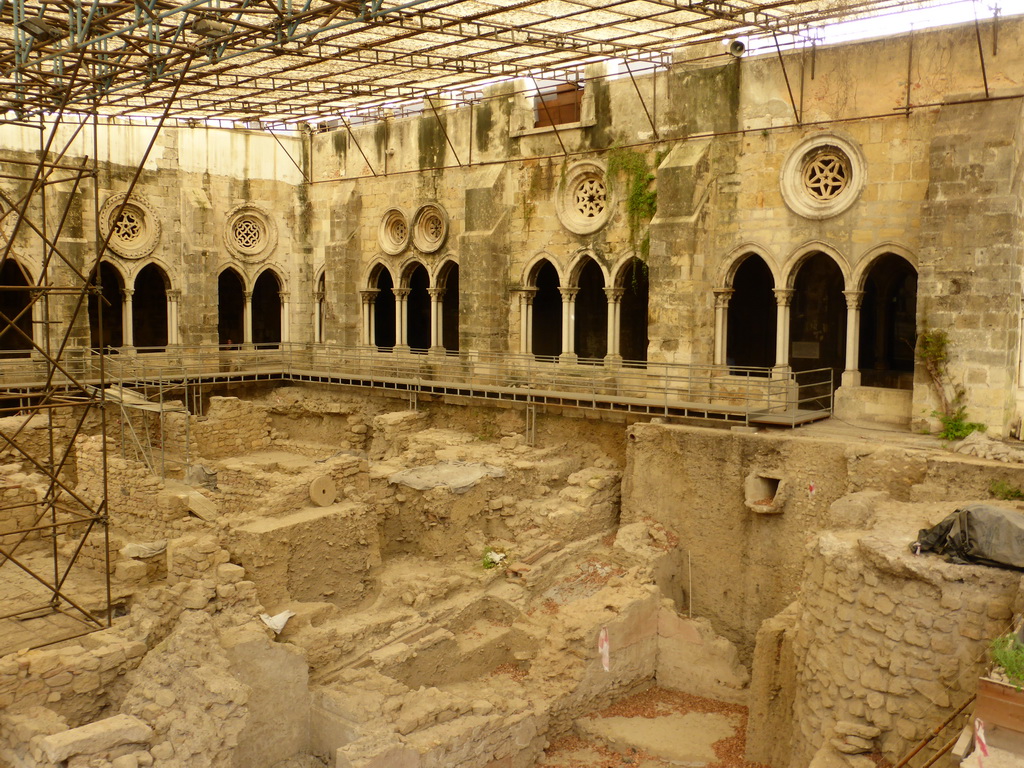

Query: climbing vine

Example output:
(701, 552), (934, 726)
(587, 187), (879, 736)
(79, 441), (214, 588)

(917, 328), (985, 440)
(607, 147), (657, 259)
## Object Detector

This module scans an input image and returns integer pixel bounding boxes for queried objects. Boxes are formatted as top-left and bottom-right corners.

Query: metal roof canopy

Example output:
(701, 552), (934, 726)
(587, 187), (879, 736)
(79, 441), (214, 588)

(0, 0), (967, 127)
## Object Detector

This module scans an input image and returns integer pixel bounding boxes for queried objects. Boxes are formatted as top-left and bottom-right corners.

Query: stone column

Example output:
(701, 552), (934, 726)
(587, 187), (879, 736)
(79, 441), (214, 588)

(280, 291), (291, 344)
(773, 288), (794, 370)
(713, 289), (734, 366)
(122, 288), (135, 349)
(604, 287), (624, 363)
(519, 288), (536, 355)
(428, 288), (445, 352)
(167, 289), (181, 345)
(559, 287), (579, 360)
(842, 290), (865, 386)
(313, 291), (324, 343)
(243, 290), (253, 347)
(359, 290), (378, 347)
(394, 288), (410, 350)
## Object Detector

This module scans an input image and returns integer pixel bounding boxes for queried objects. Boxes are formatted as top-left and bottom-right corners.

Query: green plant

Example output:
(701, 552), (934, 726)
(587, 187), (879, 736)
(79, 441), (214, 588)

(917, 328), (985, 441)
(990, 479), (1024, 501)
(991, 634), (1024, 690)
(607, 147), (657, 259)
(482, 546), (506, 569)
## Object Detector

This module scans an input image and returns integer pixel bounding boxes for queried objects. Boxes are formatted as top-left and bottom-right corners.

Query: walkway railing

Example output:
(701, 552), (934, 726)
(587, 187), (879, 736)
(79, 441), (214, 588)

(0, 344), (833, 426)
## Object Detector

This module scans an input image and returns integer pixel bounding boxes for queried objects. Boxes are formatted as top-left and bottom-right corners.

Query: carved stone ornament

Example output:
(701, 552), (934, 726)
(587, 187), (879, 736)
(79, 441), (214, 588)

(224, 204), (278, 263)
(99, 193), (161, 259)
(555, 160), (613, 236)
(412, 204), (449, 253)
(780, 133), (867, 220)
(378, 208), (410, 255)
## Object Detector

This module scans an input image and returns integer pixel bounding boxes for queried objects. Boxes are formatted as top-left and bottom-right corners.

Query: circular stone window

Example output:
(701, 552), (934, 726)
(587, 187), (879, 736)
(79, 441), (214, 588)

(378, 208), (410, 255)
(412, 204), (448, 253)
(556, 160), (613, 236)
(99, 193), (161, 259)
(780, 133), (867, 220)
(224, 204), (277, 262)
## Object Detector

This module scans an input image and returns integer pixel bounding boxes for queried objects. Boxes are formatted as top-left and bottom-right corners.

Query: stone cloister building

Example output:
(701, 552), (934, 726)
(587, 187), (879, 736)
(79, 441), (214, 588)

(0, 16), (1021, 434)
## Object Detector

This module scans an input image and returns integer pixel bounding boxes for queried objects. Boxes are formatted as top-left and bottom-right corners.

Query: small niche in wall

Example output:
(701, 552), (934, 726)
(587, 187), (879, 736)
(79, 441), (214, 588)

(744, 471), (785, 514)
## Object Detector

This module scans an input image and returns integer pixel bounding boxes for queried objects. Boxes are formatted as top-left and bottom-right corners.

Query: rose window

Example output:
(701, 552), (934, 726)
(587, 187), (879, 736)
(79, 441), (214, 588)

(389, 218), (407, 243)
(233, 217), (265, 251)
(574, 177), (606, 218)
(802, 150), (849, 201)
(113, 210), (143, 242)
(379, 208), (411, 255)
(411, 204), (448, 253)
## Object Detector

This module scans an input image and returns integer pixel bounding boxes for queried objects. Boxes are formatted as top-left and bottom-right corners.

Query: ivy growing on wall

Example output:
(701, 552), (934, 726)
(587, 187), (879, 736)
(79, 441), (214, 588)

(607, 147), (657, 259)
(917, 327), (986, 440)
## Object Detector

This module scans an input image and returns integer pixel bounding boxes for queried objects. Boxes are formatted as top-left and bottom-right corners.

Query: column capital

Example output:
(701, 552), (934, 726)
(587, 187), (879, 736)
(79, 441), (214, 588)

(713, 288), (734, 309)
(843, 289), (866, 309)
(244, 290), (253, 301)
(773, 288), (795, 307)
(167, 289), (181, 302)
(559, 287), (580, 301)
(604, 287), (625, 302)
(359, 289), (379, 302)
(122, 288), (135, 299)
(393, 288), (411, 299)
(427, 288), (446, 300)
(280, 291), (291, 301)
(313, 292), (325, 302)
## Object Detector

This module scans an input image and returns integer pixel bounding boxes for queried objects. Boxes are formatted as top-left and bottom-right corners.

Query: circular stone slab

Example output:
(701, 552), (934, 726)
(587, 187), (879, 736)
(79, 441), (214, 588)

(309, 475), (337, 507)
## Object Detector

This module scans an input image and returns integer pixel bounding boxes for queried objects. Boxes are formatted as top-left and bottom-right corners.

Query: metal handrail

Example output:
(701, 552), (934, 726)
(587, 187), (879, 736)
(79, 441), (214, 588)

(0, 343), (834, 423)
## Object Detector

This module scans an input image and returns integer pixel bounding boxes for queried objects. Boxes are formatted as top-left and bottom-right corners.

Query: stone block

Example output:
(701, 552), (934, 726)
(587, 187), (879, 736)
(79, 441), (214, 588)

(38, 714), (153, 763)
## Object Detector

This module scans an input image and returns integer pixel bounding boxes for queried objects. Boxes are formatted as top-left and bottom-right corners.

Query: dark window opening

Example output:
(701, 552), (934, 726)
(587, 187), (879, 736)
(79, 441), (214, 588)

(620, 258), (649, 365)
(252, 270), (282, 347)
(441, 265), (459, 352)
(407, 264), (430, 352)
(532, 261), (562, 358)
(727, 255), (776, 371)
(316, 273), (326, 343)
(133, 264), (168, 351)
(89, 262), (124, 352)
(791, 252), (846, 396)
(374, 269), (396, 350)
(859, 254), (917, 389)
(218, 269), (245, 348)
(0, 260), (33, 358)
(575, 258), (607, 361)
(534, 83), (583, 128)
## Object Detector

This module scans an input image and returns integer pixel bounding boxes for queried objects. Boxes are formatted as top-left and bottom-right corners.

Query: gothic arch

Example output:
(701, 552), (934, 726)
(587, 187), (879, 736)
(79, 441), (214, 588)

(782, 242), (852, 290)
(718, 243), (782, 290)
(132, 262), (170, 350)
(88, 260), (126, 351)
(218, 266), (246, 347)
(0, 257), (34, 355)
(523, 252), (566, 288)
(852, 243), (919, 292)
(251, 268), (283, 346)
(567, 250), (611, 288)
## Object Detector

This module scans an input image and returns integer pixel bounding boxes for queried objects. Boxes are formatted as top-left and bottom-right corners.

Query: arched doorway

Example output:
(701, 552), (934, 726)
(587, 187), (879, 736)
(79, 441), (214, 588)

(406, 263), (430, 352)
(439, 262), (460, 352)
(0, 259), (33, 357)
(373, 267), (396, 350)
(531, 260), (561, 358)
(727, 255), (776, 369)
(859, 254), (917, 389)
(790, 252), (846, 384)
(133, 263), (169, 351)
(218, 268), (245, 347)
(252, 270), (282, 347)
(88, 262), (124, 352)
(574, 257), (607, 361)
(619, 258), (649, 364)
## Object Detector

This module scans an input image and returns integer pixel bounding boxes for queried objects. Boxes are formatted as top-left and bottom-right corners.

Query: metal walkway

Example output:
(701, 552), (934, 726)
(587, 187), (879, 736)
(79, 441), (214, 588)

(0, 344), (833, 428)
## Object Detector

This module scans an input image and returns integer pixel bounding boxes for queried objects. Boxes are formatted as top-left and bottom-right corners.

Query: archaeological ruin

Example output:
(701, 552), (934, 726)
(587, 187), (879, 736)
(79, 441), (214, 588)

(4, 2), (1024, 767)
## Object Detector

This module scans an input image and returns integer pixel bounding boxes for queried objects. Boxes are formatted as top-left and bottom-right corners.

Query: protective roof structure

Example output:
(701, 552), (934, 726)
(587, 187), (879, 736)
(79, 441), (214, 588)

(0, 0), (970, 126)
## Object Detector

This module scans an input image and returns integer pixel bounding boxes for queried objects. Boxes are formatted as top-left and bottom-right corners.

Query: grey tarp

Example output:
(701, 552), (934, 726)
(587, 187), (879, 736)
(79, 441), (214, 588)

(913, 503), (1024, 569)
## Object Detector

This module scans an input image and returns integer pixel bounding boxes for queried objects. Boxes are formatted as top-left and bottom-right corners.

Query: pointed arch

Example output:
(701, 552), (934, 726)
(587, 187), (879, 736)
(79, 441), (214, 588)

(726, 252), (776, 369)
(615, 257), (649, 364)
(523, 251), (566, 287)
(0, 257), (34, 356)
(574, 255), (607, 360)
(858, 251), (918, 389)
(218, 267), (246, 347)
(133, 262), (169, 350)
(782, 242), (851, 290)
(314, 267), (326, 344)
(789, 250), (846, 385)
(718, 244), (782, 291)
(437, 259), (460, 352)
(567, 250), (611, 288)
(252, 268), (283, 347)
(529, 257), (562, 358)
(88, 261), (125, 352)
(405, 261), (430, 351)
(372, 263), (397, 349)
